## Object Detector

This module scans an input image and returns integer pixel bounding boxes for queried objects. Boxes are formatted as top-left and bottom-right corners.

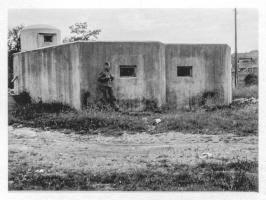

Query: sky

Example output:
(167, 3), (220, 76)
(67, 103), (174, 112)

(8, 8), (258, 53)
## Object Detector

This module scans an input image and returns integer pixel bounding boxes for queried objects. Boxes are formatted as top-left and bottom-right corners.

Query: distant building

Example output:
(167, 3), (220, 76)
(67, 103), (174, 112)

(238, 57), (258, 73)
(13, 24), (232, 110)
(232, 55), (258, 86)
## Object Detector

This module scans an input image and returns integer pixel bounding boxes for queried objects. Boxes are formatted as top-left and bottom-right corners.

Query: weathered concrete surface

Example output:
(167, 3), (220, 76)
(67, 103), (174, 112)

(13, 43), (81, 109)
(165, 44), (232, 108)
(79, 42), (166, 110)
(13, 41), (231, 110)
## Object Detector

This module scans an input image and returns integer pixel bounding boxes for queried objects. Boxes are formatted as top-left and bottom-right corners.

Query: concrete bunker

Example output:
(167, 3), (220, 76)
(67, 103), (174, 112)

(13, 25), (232, 111)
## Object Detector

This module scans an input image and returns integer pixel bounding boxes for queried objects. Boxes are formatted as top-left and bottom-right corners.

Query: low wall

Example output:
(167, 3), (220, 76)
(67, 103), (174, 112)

(13, 43), (81, 109)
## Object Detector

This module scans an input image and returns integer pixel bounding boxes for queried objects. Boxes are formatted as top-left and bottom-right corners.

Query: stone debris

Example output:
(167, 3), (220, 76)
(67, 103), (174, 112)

(199, 152), (213, 159)
(155, 118), (162, 124)
(232, 97), (258, 105)
(35, 169), (45, 173)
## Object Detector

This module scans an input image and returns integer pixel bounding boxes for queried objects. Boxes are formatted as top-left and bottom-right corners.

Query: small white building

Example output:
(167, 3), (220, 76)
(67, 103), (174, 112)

(20, 24), (61, 51)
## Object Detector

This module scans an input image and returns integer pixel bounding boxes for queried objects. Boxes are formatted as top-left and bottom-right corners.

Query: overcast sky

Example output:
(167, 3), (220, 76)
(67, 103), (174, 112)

(8, 8), (258, 52)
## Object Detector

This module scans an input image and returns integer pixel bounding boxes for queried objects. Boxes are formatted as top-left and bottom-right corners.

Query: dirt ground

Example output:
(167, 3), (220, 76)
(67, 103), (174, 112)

(8, 126), (258, 175)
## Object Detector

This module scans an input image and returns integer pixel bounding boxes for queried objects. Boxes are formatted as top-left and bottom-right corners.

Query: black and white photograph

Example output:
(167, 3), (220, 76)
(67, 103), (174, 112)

(1, 0), (265, 198)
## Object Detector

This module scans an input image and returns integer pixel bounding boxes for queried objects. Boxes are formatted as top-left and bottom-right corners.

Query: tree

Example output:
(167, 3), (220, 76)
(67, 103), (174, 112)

(8, 24), (24, 88)
(63, 22), (101, 43)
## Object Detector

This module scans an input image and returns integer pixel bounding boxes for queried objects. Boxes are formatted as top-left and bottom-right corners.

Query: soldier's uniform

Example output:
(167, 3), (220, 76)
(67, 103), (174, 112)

(97, 70), (119, 110)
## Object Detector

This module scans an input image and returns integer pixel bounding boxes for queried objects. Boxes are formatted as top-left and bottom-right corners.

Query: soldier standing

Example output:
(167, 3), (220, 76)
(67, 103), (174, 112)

(98, 62), (120, 111)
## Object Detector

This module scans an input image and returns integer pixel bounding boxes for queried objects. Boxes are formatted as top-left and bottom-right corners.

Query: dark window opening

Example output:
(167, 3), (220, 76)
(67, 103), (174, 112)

(43, 35), (53, 42)
(177, 66), (192, 77)
(120, 65), (137, 77)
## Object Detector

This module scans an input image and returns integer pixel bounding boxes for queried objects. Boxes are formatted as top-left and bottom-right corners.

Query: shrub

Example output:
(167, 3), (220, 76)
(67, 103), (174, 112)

(244, 74), (258, 86)
(9, 102), (147, 133)
(144, 99), (159, 112)
(9, 94), (258, 136)
(13, 91), (31, 105)
(188, 90), (220, 109)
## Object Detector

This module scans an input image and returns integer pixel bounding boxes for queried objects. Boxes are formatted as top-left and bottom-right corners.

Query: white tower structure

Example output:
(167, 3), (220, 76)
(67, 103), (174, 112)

(20, 24), (61, 51)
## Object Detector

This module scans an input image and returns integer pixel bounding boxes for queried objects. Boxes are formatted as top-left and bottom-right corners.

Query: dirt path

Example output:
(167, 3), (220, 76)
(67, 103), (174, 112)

(8, 126), (258, 174)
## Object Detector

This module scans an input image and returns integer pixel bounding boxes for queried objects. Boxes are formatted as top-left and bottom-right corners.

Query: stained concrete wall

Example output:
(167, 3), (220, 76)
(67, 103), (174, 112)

(13, 41), (231, 111)
(13, 43), (81, 109)
(78, 42), (166, 110)
(165, 44), (231, 107)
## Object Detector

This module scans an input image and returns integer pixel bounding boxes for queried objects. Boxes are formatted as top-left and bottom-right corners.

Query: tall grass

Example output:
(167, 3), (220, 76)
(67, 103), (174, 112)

(9, 100), (258, 136)
(9, 103), (147, 133)
(9, 87), (258, 136)
(233, 85), (258, 99)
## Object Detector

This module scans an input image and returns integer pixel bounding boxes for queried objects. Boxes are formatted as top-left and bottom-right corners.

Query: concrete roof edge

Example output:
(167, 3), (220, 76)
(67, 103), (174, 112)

(14, 40), (166, 54)
(77, 40), (165, 44)
(14, 41), (231, 55)
(13, 41), (78, 55)
(165, 43), (230, 47)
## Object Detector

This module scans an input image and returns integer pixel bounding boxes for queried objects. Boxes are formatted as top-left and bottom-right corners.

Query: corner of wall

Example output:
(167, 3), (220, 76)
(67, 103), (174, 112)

(12, 53), (19, 94)
(160, 43), (167, 106)
(73, 42), (82, 110)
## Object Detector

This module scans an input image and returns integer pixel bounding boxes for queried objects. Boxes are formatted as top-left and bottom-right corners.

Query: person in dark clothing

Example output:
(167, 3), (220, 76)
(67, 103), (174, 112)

(98, 62), (120, 111)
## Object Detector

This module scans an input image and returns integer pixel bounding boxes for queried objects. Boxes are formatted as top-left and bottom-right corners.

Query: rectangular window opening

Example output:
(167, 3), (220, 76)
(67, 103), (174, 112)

(120, 65), (137, 77)
(43, 35), (53, 42)
(177, 66), (192, 77)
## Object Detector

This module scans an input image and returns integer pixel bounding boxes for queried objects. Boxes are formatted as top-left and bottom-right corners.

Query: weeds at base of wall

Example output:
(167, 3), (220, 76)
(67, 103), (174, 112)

(13, 91), (32, 105)
(188, 90), (222, 110)
(12, 91), (74, 113)
(9, 88), (258, 136)
(9, 101), (258, 136)
(85, 98), (160, 113)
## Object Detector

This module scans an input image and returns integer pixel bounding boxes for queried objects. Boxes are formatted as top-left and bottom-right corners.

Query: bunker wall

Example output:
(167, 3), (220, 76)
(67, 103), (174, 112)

(165, 44), (232, 107)
(13, 43), (81, 109)
(78, 42), (166, 110)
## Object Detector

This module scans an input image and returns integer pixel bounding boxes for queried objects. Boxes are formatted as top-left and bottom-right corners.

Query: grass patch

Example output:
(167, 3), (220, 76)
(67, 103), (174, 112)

(9, 101), (258, 136)
(233, 85), (258, 99)
(9, 103), (147, 133)
(157, 103), (258, 136)
(8, 161), (258, 191)
(9, 86), (258, 136)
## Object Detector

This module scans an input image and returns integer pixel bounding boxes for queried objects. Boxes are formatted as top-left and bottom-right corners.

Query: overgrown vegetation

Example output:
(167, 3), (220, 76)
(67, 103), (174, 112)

(8, 89), (258, 191)
(8, 24), (24, 88)
(233, 85), (258, 99)
(9, 160), (257, 191)
(9, 89), (258, 136)
(244, 74), (258, 86)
